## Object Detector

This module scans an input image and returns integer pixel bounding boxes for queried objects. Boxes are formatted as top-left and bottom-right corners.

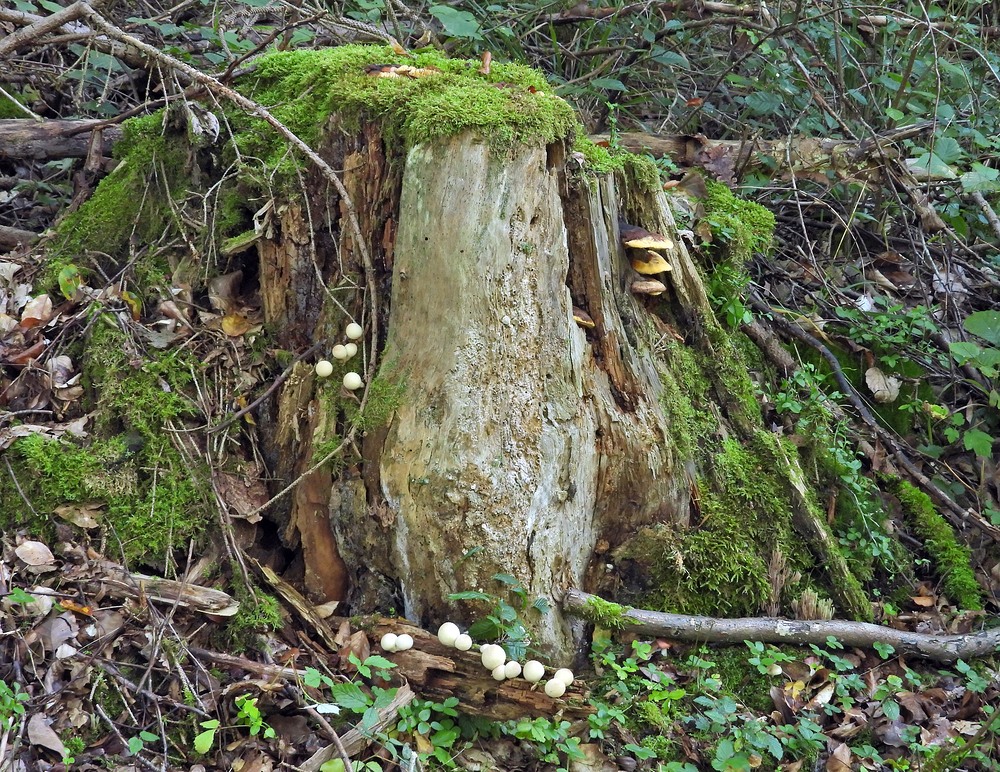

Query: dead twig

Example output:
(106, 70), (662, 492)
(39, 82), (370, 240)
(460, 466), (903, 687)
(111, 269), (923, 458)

(563, 589), (1000, 662)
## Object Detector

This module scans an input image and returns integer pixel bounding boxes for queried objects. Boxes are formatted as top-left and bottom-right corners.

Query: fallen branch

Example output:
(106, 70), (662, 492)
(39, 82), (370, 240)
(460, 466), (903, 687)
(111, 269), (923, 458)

(594, 124), (933, 183)
(0, 225), (39, 251)
(0, 119), (122, 160)
(562, 589), (1000, 662)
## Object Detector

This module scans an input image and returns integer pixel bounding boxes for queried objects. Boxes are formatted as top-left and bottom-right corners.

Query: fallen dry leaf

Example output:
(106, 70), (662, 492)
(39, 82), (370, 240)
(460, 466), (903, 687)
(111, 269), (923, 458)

(866, 366), (901, 403)
(15, 540), (56, 567)
(27, 713), (68, 756)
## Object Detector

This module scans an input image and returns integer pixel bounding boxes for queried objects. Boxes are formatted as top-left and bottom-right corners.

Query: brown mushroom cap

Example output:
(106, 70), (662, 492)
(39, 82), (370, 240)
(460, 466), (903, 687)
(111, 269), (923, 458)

(572, 307), (596, 328)
(631, 280), (668, 296)
(630, 251), (672, 275)
(620, 221), (673, 251)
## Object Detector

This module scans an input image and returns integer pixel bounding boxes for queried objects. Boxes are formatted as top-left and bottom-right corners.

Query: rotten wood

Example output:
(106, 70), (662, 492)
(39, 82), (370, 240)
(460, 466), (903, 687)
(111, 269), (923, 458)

(70, 564), (240, 616)
(0, 119), (122, 161)
(563, 589), (1000, 662)
(370, 619), (592, 722)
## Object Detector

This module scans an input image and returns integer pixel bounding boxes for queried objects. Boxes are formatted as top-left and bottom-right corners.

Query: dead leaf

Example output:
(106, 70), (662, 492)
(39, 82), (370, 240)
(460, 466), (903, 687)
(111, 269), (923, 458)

(54, 503), (104, 529)
(825, 742), (853, 772)
(15, 540), (56, 567)
(865, 366), (901, 404)
(478, 51), (492, 75)
(911, 595), (935, 607)
(208, 271), (243, 313)
(222, 313), (252, 337)
(27, 713), (68, 756)
(21, 294), (53, 326)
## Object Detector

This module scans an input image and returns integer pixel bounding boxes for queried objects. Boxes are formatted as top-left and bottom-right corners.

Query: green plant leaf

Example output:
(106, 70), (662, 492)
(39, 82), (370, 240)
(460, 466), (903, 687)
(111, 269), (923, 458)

(448, 590), (492, 602)
(591, 78), (628, 91)
(57, 265), (82, 300)
(963, 310), (1000, 346)
(330, 682), (370, 712)
(931, 135), (965, 164)
(743, 91), (783, 115)
(427, 6), (482, 39)
(194, 721), (219, 754)
(962, 429), (993, 459)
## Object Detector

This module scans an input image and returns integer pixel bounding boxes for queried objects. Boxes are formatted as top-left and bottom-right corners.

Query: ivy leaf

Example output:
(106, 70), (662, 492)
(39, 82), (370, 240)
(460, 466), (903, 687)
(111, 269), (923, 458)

(963, 429), (994, 459)
(428, 6), (483, 40)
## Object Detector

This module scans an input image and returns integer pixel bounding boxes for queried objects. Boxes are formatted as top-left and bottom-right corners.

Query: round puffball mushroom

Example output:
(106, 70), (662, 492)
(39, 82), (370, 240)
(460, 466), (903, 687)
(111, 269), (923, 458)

(553, 668), (575, 687)
(437, 622), (461, 647)
(544, 679), (566, 698)
(454, 634), (473, 651)
(380, 633), (398, 652)
(395, 634), (413, 652)
(503, 661), (522, 679)
(343, 372), (363, 390)
(522, 660), (545, 683)
(481, 645), (506, 671)
(331, 345), (349, 361)
(315, 360), (334, 378)
(491, 665), (507, 681)
(345, 322), (363, 340)
(344, 342), (358, 358)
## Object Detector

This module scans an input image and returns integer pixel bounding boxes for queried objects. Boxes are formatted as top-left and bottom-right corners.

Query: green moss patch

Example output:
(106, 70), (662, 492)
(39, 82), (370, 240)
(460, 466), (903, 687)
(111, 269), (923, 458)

(702, 179), (775, 264)
(617, 433), (805, 617)
(237, 45), (578, 167)
(47, 113), (192, 269)
(889, 479), (982, 610)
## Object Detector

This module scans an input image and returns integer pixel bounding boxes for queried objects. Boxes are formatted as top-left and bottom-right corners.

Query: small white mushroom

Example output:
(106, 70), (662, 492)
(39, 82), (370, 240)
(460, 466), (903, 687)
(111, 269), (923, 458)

(343, 372), (363, 390)
(544, 679), (566, 698)
(380, 633), (398, 652)
(315, 360), (334, 378)
(437, 622), (461, 647)
(481, 644), (506, 671)
(454, 633), (473, 651)
(344, 342), (358, 358)
(522, 660), (545, 683)
(491, 665), (507, 681)
(331, 345), (349, 361)
(553, 668), (575, 687)
(395, 634), (413, 652)
(345, 322), (363, 340)
(503, 661), (522, 679)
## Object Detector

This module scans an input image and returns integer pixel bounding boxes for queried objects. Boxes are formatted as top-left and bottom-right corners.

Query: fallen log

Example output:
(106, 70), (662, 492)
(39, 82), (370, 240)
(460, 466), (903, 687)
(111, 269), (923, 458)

(562, 589), (1000, 663)
(593, 123), (933, 184)
(0, 119), (122, 160)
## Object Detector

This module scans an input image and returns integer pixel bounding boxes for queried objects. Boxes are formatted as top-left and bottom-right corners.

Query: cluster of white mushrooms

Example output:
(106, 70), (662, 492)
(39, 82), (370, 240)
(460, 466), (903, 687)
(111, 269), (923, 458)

(435, 622), (575, 698)
(314, 322), (364, 390)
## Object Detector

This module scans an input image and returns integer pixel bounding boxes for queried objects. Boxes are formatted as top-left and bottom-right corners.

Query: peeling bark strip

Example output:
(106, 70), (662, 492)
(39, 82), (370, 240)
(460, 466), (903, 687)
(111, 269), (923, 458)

(563, 589), (1000, 662)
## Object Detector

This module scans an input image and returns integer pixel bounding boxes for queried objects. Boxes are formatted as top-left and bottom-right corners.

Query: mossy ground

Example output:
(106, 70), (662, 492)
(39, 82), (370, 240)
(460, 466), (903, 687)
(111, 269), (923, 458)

(0, 316), (211, 567)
